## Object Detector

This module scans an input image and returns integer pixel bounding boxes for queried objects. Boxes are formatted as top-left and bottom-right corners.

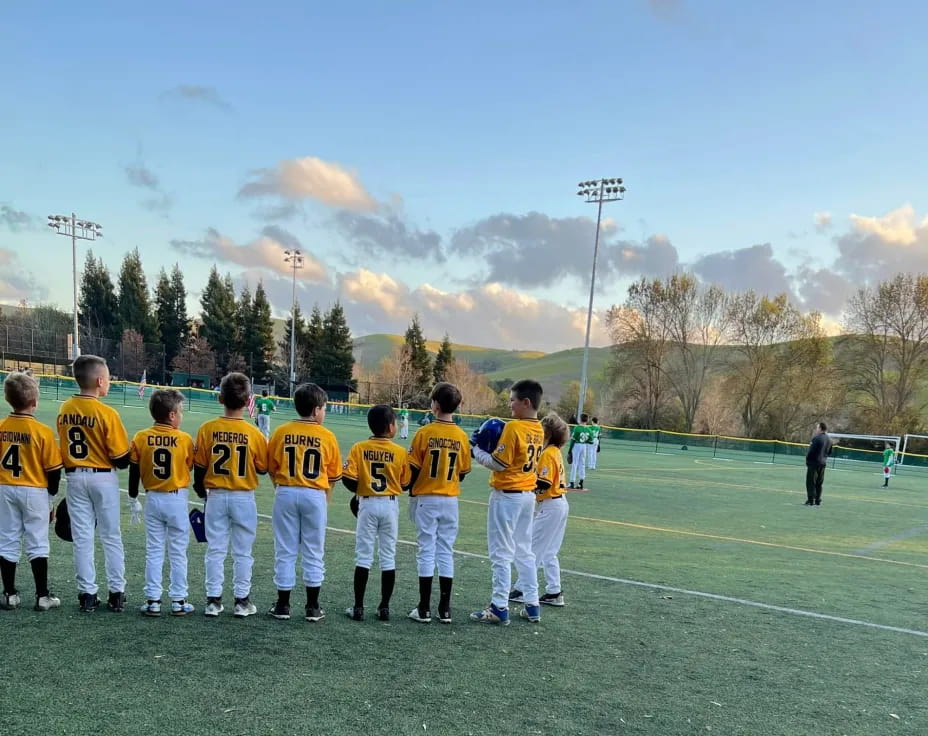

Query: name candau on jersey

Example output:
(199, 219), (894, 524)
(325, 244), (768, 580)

(427, 437), (463, 451)
(0, 431), (31, 444)
(363, 448), (395, 463)
(58, 414), (96, 428)
(211, 431), (249, 444)
(147, 435), (179, 447)
(283, 434), (321, 448)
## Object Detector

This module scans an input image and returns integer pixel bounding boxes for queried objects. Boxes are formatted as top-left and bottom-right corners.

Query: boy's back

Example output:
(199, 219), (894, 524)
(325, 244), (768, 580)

(344, 437), (410, 496)
(131, 424), (194, 491)
(0, 413), (62, 488)
(409, 420), (471, 496)
(194, 416), (267, 490)
(490, 418), (544, 491)
(268, 420), (342, 489)
(57, 395), (129, 469)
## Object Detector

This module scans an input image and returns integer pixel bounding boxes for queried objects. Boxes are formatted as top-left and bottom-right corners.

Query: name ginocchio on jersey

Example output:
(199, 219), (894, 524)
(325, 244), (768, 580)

(58, 414), (97, 428)
(427, 437), (463, 451)
(0, 431), (32, 444)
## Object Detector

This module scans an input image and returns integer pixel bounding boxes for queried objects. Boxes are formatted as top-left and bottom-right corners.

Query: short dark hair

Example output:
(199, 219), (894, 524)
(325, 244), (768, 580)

(430, 382), (462, 414)
(294, 383), (327, 417)
(580, 413), (589, 423)
(150, 389), (185, 423)
(511, 379), (543, 410)
(818, 422), (827, 432)
(592, 416), (598, 423)
(219, 372), (251, 410)
(368, 404), (396, 436)
(73, 355), (107, 389)
(261, 389), (268, 397)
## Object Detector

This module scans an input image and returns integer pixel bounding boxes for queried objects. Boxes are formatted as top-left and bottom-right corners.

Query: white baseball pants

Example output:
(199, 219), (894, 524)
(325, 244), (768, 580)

(515, 496), (569, 595)
(204, 490), (257, 599)
(487, 489), (537, 608)
(256, 414), (270, 439)
(272, 486), (327, 589)
(413, 495), (459, 578)
(355, 496), (399, 571)
(569, 444), (588, 484)
(400, 423), (409, 440)
(144, 490), (190, 601)
(587, 439), (598, 469)
(66, 469), (125, 595)
(0, 485), (50, 562)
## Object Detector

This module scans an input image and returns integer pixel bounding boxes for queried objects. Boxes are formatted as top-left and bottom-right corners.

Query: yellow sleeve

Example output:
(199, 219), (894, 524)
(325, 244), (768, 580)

(266, 430), (281, 477)
(252, 430), (268, 474)
(492, 423), (518, 468)
(129, 433), (142, 465)
(536, 449), (556, 489)
(194, 424), (209, 468)
(42, 426), (64, 471)
(399, 448), (412, 487)
(343, 444), (360, 480)
(106, 409), (130, 459)
(408, 430), (425, 469)
(183, 433), (195, 471)
(458, 433), (472, 476)
(326, 434), (343, 481)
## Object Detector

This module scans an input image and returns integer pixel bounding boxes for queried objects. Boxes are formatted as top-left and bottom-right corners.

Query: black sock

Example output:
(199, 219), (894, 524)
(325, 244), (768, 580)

(277, 589), (291, 606)
(305, 586), (320, 609)
(418, 576), (433, 611)
(30, 558), (48, 598)
(379, 569), (396, 609)
(438, 576), (453, 611)
(353, 566), (369, 608)
(0, 557), (16, 595)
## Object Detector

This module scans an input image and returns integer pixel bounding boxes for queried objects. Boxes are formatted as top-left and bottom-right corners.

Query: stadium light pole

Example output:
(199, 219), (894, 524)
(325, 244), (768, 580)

(47, 213), (103, 361)
(283, 248), (304, 392)
(575, 179), (626, 423)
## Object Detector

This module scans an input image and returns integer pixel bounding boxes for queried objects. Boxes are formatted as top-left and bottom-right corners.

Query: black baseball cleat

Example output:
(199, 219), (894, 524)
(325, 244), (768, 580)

(304, 607), (325, 622)
(437, 608), (452, 624)
(107, 591), (126, 612)
(267, 601), (291, 620)
(540, 592), (565, 607)
(376, 607), (390, 621)
(79, 592), (100, 612)
(803, 501), (814, 506)
(345, 605), (364, 621)
(578, 480), (584, 490)
(508, 589), (525, 603)
(568, 483), (576, 489)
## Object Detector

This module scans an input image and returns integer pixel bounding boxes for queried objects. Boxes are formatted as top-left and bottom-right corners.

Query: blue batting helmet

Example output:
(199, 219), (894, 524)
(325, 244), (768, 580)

(471, 418), (506, 454)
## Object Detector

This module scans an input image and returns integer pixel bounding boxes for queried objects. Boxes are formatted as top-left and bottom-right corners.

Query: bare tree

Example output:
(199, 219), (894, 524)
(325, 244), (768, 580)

(372, 345), (416, 407)
(844, 273), (928, 433)
(443, 360), (497, 415)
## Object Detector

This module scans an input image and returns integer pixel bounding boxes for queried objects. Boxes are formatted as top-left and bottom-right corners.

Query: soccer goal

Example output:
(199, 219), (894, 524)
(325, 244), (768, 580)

(899, 434), (928, 473)
(828, 433), (900, 474)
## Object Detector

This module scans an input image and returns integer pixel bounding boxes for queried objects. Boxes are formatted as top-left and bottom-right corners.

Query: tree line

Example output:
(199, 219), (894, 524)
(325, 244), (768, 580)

(605, 272), (928, 441)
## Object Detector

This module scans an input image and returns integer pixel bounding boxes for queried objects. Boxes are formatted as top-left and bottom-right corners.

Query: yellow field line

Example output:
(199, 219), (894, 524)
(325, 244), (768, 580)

(457, 498), (928, 570)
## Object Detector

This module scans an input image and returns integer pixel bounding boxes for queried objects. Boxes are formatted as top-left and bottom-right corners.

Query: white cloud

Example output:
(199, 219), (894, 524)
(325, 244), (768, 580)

(0, 248), (46, 302)
(238, 156), (376, 211)
(848, 204), (927, 246)
(813, 211), (832, 233)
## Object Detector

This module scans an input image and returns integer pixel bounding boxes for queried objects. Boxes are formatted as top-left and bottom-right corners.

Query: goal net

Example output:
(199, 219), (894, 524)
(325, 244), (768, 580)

(828, 433), (900, 474)
(899, 434), (928, 473)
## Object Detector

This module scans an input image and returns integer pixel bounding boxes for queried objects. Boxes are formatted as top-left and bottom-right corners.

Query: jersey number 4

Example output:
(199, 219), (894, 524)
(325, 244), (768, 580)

(212, 444), (248, 477)
(0, 445), (23, 478)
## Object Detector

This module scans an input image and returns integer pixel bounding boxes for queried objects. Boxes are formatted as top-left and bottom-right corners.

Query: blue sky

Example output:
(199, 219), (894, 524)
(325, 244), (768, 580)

(2, 0), (927, 350)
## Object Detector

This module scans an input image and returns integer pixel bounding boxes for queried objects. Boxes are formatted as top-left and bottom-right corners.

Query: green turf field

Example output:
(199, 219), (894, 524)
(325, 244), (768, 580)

(2, 394), (928, 735)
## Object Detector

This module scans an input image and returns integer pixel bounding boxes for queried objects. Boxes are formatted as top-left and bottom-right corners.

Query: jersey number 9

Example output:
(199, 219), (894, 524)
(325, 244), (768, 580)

(152, 448), (172, 481)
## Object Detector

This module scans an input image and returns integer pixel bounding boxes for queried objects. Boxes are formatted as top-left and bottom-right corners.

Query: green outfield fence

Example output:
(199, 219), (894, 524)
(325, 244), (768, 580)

(9, 371), (928, 477)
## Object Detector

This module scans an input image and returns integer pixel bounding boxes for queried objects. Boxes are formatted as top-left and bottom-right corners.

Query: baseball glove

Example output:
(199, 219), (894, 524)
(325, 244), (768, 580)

(349, 494), (359, 518)
(567, 451), (573, 465)
(54, 499), (73, 542)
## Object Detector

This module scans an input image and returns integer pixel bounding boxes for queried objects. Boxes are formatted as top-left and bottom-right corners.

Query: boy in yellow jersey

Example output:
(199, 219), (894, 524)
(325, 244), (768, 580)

(267, 383), (342, 623)
(341, 404), (411, 622)
(470, 379), (544, 625)
(56, 355), (131, 613)
(512, 412), (569, 608)
(406, 383), (471, 624)
(0, 372), (64, 612)
(128, 389), (196, 617)
(193, 372), (268, 618)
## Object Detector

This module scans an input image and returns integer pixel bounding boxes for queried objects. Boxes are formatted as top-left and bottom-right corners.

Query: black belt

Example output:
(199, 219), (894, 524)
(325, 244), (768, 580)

(147, 489), (181, 494)
(65, 467), (112, 474)
(360, 495), (396, 501)
(539, 495), (565, 502)
(500, 489), (526, 494)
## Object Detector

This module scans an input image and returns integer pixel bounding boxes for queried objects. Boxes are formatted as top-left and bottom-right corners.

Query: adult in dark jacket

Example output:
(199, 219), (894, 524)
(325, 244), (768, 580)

(805, 422), (833, 506)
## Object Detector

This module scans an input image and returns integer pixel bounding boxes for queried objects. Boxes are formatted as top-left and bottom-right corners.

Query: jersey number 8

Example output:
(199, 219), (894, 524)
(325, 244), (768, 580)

(68, 427), (89, 460)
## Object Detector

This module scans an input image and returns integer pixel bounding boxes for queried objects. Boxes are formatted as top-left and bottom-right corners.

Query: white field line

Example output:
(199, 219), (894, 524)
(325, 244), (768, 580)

(116, 489), (928, 639)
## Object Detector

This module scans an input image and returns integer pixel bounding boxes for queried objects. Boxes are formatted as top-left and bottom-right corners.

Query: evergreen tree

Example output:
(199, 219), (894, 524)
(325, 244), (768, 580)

(155, 265), (189, 373)
(278, 303), (309, 391)
(306, 304), (325, 375)
(249, 281), (276, 383)
(314, 302), (354, 384)
(403, 314), (432, 402)
(235, 283), (253, 363)
(78, 250), (119, 341)
(199, 266), (238, 378)
(116, 248), (158, 342)
(433, 333), (454, 383)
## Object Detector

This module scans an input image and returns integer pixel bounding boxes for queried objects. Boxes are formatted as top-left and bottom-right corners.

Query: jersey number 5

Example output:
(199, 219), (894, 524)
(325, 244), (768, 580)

(370, 462), (387, 493)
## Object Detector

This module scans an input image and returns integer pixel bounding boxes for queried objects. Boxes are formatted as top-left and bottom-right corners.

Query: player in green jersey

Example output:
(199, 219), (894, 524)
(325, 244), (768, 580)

(586, 417), (601, 470)
(882, 443), (895, 488)
(254, 389), (276, 440)
(567, 414), (594, 489)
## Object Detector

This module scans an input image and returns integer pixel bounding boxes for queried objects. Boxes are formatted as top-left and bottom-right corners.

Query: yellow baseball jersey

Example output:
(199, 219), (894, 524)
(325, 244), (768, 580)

(130, 424), (195, 492)
(57, 395), (130, 469)
(535, 445), (566, 501)
(343, 438), (411, 497)
(490, 418), (544, 492)
(194, 417), (268, 491)
(0, 413), (63, 488)
(268, 420), (342, 490)
(408, 420), (472, 497)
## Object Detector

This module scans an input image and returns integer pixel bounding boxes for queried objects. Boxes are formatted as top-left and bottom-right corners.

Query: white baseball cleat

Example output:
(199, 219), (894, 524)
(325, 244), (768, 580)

(233, 597), (257, 618)
(35, 594), (60, 612)
(1, 592), (21, 610)
(204, 598), (224, 617)
(140, 600), (162, 617)
(407, 606), (432, 624)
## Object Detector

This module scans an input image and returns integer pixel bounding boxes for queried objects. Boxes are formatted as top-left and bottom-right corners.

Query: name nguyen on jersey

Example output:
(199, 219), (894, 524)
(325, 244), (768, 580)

(363, 448), (396, 463)
(211, 430), (249, 444)
(58, 414), (97, 428)
(147, 435), (179, 447)
(0, 431), (31, 444)
(283, 434), (321, 447)
(427, 437), (463, 451)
